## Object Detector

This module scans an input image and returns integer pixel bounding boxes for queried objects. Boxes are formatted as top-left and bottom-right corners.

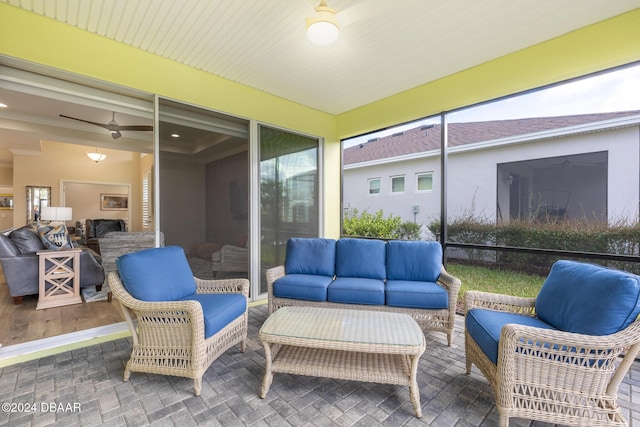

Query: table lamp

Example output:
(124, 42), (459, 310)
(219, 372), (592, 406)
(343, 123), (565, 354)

(40, 207), (72, 225)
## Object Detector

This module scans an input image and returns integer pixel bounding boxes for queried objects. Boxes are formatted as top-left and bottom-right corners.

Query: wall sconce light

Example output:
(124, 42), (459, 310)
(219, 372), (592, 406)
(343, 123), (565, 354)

(306, 0), (339, 46)
(86, 148), (107, 163)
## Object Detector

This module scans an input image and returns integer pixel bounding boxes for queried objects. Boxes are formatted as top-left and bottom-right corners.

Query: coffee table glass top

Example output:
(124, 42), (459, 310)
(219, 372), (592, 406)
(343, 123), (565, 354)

(260, 306), (423, 347)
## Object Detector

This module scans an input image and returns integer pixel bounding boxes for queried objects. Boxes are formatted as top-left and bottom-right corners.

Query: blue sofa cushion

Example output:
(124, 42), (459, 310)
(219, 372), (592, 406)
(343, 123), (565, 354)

(116, 246), (196, 302)
(536, 260), (640, 336)
(285, 238), (336, 277)
(328, 277), (385, 305)
(273, 274), (333, 301)
(466, 308), (557, 364)
(177, 293), (246, 339)
(386, 280), (448, 309)
(335, 238), (386, 280)
(386, 240), (442, 282)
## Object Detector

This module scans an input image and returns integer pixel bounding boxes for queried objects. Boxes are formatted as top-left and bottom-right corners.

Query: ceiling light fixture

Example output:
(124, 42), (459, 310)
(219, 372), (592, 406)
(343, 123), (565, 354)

(0, 102), (7, 108)
(306, 0), (339, 46)
(86, 148), (107, 163)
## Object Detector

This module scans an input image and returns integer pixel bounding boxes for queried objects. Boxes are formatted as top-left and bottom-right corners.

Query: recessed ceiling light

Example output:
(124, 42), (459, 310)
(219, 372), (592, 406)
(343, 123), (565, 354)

(0, 102), (7, 108)
(171, 133), (180, 138)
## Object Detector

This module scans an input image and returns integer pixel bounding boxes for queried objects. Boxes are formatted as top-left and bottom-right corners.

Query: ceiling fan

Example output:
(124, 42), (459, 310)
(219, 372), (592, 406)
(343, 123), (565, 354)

(59, 112), (153, 139)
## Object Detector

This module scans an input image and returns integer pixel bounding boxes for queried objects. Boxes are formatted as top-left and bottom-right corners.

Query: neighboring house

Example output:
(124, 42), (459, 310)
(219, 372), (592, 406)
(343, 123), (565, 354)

(343, 111), (640, 227)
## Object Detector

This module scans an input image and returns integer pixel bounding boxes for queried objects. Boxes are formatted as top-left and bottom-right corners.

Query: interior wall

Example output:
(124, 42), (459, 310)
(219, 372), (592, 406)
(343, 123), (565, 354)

(205, 151), (248, 246)
(159, 156), (206, 252)
(63, 182), (129, 228)
(0, 168), (14, 230)
(13, 141), (142, 229)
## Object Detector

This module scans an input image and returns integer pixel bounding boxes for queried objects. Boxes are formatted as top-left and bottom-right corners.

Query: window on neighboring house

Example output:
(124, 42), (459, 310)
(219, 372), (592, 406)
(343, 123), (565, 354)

(368, 178), (381, 194)
(417, 172), (433, 191)
(391, 175), (405, 193)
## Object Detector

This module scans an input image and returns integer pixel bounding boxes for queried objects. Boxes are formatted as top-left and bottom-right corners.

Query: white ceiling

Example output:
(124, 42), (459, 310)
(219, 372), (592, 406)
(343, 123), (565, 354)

(0, 1), (639, 167)
(3, 0), (640, 115)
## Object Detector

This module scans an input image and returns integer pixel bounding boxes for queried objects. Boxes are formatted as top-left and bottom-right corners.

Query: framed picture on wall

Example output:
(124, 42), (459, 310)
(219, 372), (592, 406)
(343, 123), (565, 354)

(0, 193), (13, 210)
(100, 193), (128, 211)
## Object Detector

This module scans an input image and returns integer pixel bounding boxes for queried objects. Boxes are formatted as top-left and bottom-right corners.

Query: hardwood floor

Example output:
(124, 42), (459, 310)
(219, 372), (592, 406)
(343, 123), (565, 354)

(0, 273), (125, 347)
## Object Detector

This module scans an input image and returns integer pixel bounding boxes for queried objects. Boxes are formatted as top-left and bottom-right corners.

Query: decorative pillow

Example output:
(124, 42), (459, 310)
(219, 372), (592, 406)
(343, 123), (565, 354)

(75, 219), (87, 245)
(37, 224), (73, 250)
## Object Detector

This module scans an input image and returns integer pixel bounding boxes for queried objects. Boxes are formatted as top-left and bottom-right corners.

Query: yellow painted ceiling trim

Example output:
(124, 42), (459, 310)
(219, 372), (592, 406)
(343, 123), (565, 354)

(336, 9), (640, 140)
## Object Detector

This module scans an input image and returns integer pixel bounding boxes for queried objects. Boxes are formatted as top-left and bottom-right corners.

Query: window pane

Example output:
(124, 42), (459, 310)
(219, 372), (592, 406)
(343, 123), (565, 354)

(391, 176), (405, 193)
(417, 173), (433, 191)
(368, 178), (380, 194)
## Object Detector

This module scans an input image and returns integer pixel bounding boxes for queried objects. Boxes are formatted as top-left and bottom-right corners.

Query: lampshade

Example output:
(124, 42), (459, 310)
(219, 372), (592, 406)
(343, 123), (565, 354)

(41, 207), (72, 222)
(306, 1), (339, 46)
(86, 149), (107, 162)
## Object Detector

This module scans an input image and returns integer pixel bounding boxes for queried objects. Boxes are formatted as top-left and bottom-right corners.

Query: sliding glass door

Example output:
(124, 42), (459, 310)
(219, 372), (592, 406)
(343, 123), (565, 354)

(259, 125), (320, 294)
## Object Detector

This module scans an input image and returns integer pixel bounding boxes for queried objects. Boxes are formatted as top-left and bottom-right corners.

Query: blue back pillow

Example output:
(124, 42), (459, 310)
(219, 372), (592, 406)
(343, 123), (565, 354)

(386, 240), (442, 282)
(536, 260), (640, 336)
(335, 238), (386, 280)
(117, 246), (196, 301)
(285, 238), (336, 277)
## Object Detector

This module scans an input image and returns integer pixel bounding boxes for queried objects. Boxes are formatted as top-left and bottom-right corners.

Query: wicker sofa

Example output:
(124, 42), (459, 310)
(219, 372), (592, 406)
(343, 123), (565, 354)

(266, 237), (461, 345)
(465, 260), (640, 426)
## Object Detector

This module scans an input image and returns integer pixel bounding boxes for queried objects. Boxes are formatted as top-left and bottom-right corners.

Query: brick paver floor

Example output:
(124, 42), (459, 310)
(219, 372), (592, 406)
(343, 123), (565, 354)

(1, 304), (638, 426)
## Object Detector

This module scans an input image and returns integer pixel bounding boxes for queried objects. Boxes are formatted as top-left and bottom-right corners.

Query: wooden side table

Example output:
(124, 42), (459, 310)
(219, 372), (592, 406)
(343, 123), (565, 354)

(37, 248), (82, 310)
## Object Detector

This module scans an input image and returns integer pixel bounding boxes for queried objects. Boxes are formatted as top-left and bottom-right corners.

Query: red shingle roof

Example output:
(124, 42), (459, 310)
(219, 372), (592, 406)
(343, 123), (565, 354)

(344, 111), (640, 165)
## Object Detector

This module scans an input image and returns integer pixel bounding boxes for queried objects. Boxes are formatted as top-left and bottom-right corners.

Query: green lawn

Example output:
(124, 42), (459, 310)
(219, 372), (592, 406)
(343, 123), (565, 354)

(446, 262), (545, 301)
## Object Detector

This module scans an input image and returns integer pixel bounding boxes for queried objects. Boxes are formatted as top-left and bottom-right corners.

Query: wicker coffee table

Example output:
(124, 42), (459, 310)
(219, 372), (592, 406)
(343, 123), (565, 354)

(258, 306), (426, 417)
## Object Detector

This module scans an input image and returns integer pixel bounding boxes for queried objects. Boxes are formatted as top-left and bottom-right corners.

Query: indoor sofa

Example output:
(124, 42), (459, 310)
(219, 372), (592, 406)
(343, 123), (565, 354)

(266, 237), (461, 345)
(0, 225), (105, 304)
(76, 218), (127, 254)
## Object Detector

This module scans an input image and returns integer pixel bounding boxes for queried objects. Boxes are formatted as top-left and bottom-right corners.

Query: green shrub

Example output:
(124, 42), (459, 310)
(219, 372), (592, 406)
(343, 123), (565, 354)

(343, 208), (422, 240)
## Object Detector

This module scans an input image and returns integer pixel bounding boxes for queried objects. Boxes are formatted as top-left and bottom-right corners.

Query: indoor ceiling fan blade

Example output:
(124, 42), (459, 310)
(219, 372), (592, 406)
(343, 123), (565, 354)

(115, 125), (154, 131)
(59, 114), (110, 130)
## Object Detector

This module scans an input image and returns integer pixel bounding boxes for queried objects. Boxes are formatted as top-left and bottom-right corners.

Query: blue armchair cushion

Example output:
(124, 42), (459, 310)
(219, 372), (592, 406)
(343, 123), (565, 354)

(116, 246), (196, 302)
(335, 238), (386, 279)
(386, 280), (448, 309)
(328, 277), (385, 305)
(285, 238), (336, 277)
(273, 274), (333, 302)
(536, 260), (640, 336)
(177, 293), (246, 339)
(386, 240), (442, 282)
(466, 308), (557, 364)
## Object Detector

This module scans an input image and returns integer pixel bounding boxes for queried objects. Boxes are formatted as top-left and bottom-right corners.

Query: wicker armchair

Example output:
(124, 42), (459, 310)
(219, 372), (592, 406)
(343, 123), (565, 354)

(464, 260), (640, 427)
(108, 246), (249, 396)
